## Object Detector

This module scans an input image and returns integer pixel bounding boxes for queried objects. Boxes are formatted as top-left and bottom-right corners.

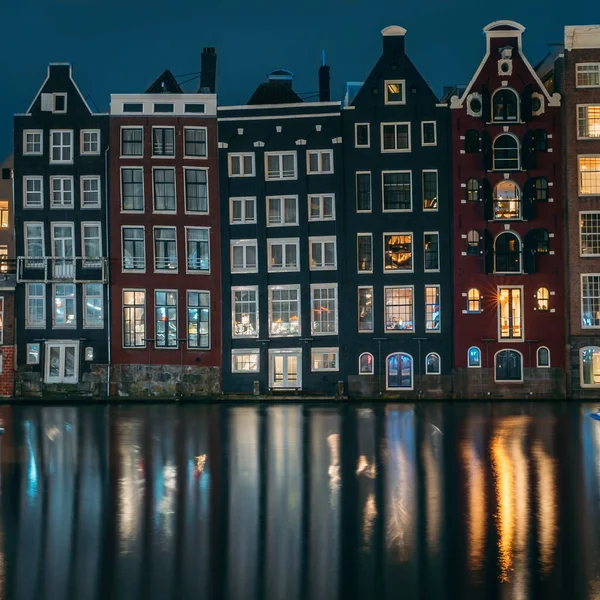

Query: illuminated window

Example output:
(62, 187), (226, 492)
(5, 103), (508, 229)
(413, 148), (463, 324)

(467, 288), (481, 313)
(468, 347), (481, 368)
(83, 283), (104, 328)
(498, 288), (523, 340)
(536, 287), (549, 311)
(359, 352), (374, 375)
(579, 157), (600, 195)
(425, 353), (441, 375)
(122, 290), (146, 348)
(268, 285), (300, 337)
(186, 227), (210, 272)
(425, 285), (440, 331)
(466, 178), (479, 201)
(495, 349), (523, 381)
(232, 349), (260, 373)
(467, 230), (480, 256)
(495, 232), (521, 273)
(358, 287), (373, 332)
(578, 106), (600, 138)
(155, 290), (178, 348)
(493, 181), (521, 220)
(581, 346), (600, 387)
(154, 227), (177, 271)
(385, 80), (405, 104)
(384, 233), (413, 272)
(187, 291), (210, 349)
(493, 134), (520, 170)
(232, 287), (258, 338)
(53, 283), (76, 328)
(311, 284), (337, 335)
(384, 286), (414, 331)
(492, 89), (518, 122)
(311, 348), (339, 372)
(582, 274), (600, 328)
(386, 352), (413, 389)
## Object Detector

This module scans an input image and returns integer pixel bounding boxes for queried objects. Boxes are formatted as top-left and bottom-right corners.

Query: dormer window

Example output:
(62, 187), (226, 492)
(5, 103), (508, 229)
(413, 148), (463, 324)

(385, 80), (405, 105)
(492, 89), (518, 122)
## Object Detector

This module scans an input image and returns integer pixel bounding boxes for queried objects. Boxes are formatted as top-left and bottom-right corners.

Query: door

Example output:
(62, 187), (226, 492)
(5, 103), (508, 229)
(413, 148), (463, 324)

(52, 223), (75, 279)
(45, 342), (79, 384)
(270, 350), (302, 389)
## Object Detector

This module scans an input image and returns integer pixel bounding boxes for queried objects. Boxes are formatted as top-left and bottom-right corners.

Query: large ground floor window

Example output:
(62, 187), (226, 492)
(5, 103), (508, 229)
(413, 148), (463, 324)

(581, 346), (600, 387)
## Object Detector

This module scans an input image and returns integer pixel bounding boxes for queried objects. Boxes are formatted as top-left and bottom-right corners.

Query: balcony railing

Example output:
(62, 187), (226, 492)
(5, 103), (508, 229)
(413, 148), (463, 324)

(17, 257), (107, 283)
(123, 256), (146, 271)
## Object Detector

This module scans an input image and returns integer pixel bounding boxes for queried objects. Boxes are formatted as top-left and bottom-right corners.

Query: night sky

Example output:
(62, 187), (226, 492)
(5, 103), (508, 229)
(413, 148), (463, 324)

(0, 0), (596, 158)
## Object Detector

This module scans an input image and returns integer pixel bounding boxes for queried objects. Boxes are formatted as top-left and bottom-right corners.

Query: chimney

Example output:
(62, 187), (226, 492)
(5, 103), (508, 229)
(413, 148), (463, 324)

(200, 47), (217, 93)
(318, 51), (330, 102)
(382, 25), (407, 54)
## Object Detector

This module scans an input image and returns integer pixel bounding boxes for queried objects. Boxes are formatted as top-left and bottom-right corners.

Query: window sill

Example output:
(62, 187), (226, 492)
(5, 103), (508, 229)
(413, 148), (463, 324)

(186, 270), (211, 275)
(80, 152), (101, 156)
(381, 149), (411, 154)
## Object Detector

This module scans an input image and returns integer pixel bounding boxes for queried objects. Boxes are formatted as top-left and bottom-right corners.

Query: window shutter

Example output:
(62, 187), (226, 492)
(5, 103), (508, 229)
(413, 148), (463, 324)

(520, 84), (533, 122)
(481, 85), (491, 122)
(521, 130), (534, 171)
(483, 229), (494, 274)
(41, 93), (53, 112)
(523, 230), (536, 274)
(482, 178), (493, 220)
(522, 178), (535, 220)
(481, 131), (492, 170)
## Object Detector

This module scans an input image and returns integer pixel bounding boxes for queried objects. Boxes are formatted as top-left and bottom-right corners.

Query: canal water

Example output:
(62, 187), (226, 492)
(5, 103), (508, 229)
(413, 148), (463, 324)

(0, 402), (597, 599)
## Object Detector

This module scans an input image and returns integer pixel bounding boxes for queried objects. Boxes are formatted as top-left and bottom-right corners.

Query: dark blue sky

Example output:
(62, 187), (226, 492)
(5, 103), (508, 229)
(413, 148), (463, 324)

(0, 0), (595, 158)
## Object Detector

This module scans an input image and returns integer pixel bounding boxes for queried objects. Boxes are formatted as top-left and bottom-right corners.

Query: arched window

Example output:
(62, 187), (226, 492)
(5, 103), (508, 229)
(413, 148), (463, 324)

(465, 130), (480, 153)
(467, 230), (480, 256)
(468, 346), (481, 368)
(533, 130), (548, 151)
(493, 181), (521, 220)
(386, 353), (413, 390)
(534, 229), (549, 253)
(492, 89), (519, 122)
(359, 352), (374, 375)
(466, 178), (479, 202)
(467, 288), (482, 313)
(537, 347), (550, 368)
(581, 347), (600, 387)
(495, 349), (523, 381)
(534, 177), (548, 201)
(536, 287), (550, 311)
(493, 134), (520, 170)
(425, 353), (441, 375)
(495, 232), (521, 273)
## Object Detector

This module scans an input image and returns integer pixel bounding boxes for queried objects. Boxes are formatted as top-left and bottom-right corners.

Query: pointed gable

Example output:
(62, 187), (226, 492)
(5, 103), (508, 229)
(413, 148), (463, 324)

(145, 70), (183, 94)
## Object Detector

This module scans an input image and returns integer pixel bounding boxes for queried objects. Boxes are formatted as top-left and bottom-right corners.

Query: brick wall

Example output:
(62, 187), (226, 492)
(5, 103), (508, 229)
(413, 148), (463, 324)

(0, 346), (14, 397)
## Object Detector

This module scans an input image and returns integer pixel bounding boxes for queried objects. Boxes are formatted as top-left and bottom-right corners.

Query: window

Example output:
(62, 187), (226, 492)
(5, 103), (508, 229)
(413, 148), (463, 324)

(186, 227), (210, 273)
(50, 176), (74, 208)
(537, 347), (550, 368)
(581, 212), (600, 255)
(52, 93), (67, 113)
(534, 229), (549, 253)
(424, 232), (440, 271)
(82, 223), (102, 267)
(356, 172), (372, 212)
(359, 353), (374, 374)
(154, 227), (177, 271)
(23, 176), (43, 208)
(309, 194), (335, 221)
(421, 121), (437, 146)
(466, 178), (479, 202)
(152, 127), (175, 156)
(386, 353), (413, 390)
(579, 157), (600, 195)
(267, 196), (298, 226)
(467, 288), (481, 313)
(499, 288), (523, 339)
(121, 127), (143, 157)
(385, 286), (414, 331)
(51, 223), (74, 278)
(0, 202), (7, 228)
(123, 103), (143, 113)
(81, 130), (100, 155)
(24, 130), (42, 155)
(311, 284), (338, 335)
(267, 238), (299, 272)
(381, 123), (410, 152)
(187, 291), (210, 349)
(153, 168), (176, 212)
(493, 134), (520, 170)
(311, 348), (339, 372)
(495, 232), (521, 273)
(493, 181), (521, 220)
(81, 176), (101, 208)
(231, 240), (257, 273)
(383, 171), (411, 211)
(536, 287), (549, 311)
(232, 287), (259, 338)
(577, 64), (600, 88)
(228, 153), (255, 177)
(230, 197), (256, 224)
(533, 130), (548, 152)
(121, 168), (144, 211)
(184, 168), (208, 213)
(309, 236), (336, 270)
(422, 170), (438, 210)
(122, 227), (145, 271)
(467, 231), (480, 256)
(269, 286), (300, 337)
(26, 283), (45, 328)
(27, 343), (40, 365)
(358, 287), (373, 332)
(232, 349), (260, 373)
(307, 150), (333, 174)
(154, 103), (174, 113)
(45, 342), (78, 385)
(50, 130), (72, 163)
(495, 350), (523, 382)
(265, 152), (297, 180)
(581, 347), (600, 386)
(465, 130), (480, 153)
(25, 223), (44, 267)
(492, 89), (518, 122)
(384, 234), (413, 272)
(425, 285), (441, 331)
(155, 290), (178, 348)
(184, 128), (207, 157)
(582, 274), (600, 328)
(122, 290), (146, 348)
(534, 177), (548, 201)
(425, 353), (441, 375)
(468, 347), (481, 368)
(357, 234), (373, 273)
(578, 106), (600, 138)
(53, 283), (76, 327)
(355, 123), (370, 147)
(84, 283), (104, 328)
(385, 80), (405, 104)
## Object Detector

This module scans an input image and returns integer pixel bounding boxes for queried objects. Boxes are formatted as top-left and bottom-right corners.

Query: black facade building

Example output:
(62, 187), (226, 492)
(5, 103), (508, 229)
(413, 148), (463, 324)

(218, 67), (344, 395)
(341, 26), (452, 396)
(14, 64), (109, 394)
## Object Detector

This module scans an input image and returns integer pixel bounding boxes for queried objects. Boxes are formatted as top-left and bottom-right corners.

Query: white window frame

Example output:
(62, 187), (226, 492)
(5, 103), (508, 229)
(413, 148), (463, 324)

(311, 347), (339, 372)
(232, 349), (260, 373)
(183, 126), (208, 158)
(27, 343), (41, 365)
(359, 352), (374, 374)
(45, 341), (79, 385)
(355, 123), (370, 148)
(357, 233), (373, 274)
(120, 166), (145, 213)
(120, 126), (144, 158)
(186, 290), (211, 350)
(83, 283), (104, 329)
(23, 130), (43, 155)
(267, 238), (300, 273)
(231, 285), (259, 339)
(183, 167), (209, 214)
(358, 286), (374, 333)
(385, 352), (414, 391)
(425, 352), (441, 375)
(356, 171), (372, 213)
(424, 231), (440, 273)
(308, 194), (336, 221)
(580, 211), (600, 256)
(421, 121), (437, 146)
(380, 122), (411, 153)
(230, 239), (258, 274)
(230, 197), (257, 224)
(582, 273), (600, 329)
(154, 289), (179, 350)
(152, 166), (177, 213)
(384, 285), (415, 333)
(382, 170), (413, 212)
(422, 169), (439, 212)
(309, 236), (337, 270)
(151, 126), (176, 158)
(383, 232), (414, 274)
(497, 285), (524, 341)
(23, 176), (43, 208)
(537, 346), (551, 368)
(306, 150), (334, 174)
(49, 130), (73, 164)
(268, 349), (302, 389)
(185, 226), (211, 274)
(310, 283), (338, 336)
(265, 151), (297, 181)
(80, 130), (100, 155)
(268, 284), (301, 338)
(228, 152), (255, 177)
(576, 63), (600, 88)
(122, 289), (147, 348)
(52, 93), (68, 113)
(153, 226), (178, 273)
(81, 222), (102, 267)
(493, 349), (524, 383)
(580, 346), (600, 388)
(121, 226), (146, 272)
(578, 155), (600, 196)
(384, 80), (406, 105)
(425, 284), (441, 333)
(577, 105), (600, 140)
(468, 346), (482, 368)
(50, 176), (74, 209)
(26, 283), (46, 329)
(266, 195), (299, 227)
(52, 283), (77, 329)
(80, 175), (101, 209)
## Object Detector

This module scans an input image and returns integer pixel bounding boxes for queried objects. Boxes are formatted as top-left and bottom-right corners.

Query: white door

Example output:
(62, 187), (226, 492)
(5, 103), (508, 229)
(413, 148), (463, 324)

(270, 350), (302, 389)
(52, 223), (75, 279)
(45, 342), (79, 384)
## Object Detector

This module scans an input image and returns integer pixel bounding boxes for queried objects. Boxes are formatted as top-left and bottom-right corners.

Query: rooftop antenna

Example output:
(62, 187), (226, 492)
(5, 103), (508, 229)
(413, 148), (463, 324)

(322, 50), (326, 66)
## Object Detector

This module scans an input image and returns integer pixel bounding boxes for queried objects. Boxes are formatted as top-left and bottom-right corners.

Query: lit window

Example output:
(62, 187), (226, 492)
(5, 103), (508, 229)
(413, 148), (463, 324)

(268, 286), (300, 337)
(535, 229), (550, 253)
(495, 349), (523, 381)
(386, 353), (413, 389)
(579, 157), (600, 195)
(308, 195), (335, 221)
(384, 234), (413, 272)
(581, 346), (600, 386)
(307, 150), (333, 174)
(498, 288), (522, 340)
(467, 288), (482, 313)
(230, 240), (257, 273)
(385, 81), (405, 104)
(311, 348), (339, 372)
(267, 196), (298, 226)
(468, 346), (481, 368)
(359, 352), (374, 375)
(582, 274), (600, 328)
(53, 283), (76, 328)
(425, 285), (440, 331)
(578, 106), (600, 139)
(0, 246), (6, 273)
(381, 123), (410, 152)
(266, 152), (297, 180)
(492, 89), (518, 122)
(384, 286), (414, 331)
(232, 350), (260, 373)
(495, 232), (521, 273)
(425, 353), (441, 375)
(232, 287), (259, 338)
(155, 290), (178, 348)
(537, 347), (550, 368)
(493, 181), (521, 220)
(122, 290), (146, 348)
(423, 170), (438, 210)
(467, 231), (480, 256)
(187, 291), (210, 349)
(576, 64), (600, 88)
(536, 287), (549, 311)
(311, 284), (337, 335)
(358, 287), (373, 332)
(27, 343), (40, 364)
(228, 153), (255, 177)
(493, 134), (519, 170)
(84, 283), (104, 328)
(0, 201), (8, 228)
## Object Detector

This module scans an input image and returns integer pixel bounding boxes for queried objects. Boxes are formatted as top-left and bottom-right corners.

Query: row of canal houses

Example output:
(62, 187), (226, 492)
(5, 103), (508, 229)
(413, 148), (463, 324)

(3, 20), (600, 399)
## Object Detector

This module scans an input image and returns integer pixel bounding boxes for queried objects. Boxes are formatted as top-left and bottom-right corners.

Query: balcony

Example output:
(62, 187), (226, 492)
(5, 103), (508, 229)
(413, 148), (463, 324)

(17, 257), (107, 283)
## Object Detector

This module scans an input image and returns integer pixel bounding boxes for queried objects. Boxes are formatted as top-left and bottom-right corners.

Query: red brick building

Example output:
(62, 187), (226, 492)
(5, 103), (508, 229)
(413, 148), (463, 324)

(449, 21), (565, 397)
(109, 53), (222, 396)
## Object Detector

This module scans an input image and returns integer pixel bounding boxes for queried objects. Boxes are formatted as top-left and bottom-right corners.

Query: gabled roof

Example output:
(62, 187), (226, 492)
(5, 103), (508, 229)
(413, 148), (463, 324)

(247, 82), (303, 105)
(145, 70), (183, 94)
